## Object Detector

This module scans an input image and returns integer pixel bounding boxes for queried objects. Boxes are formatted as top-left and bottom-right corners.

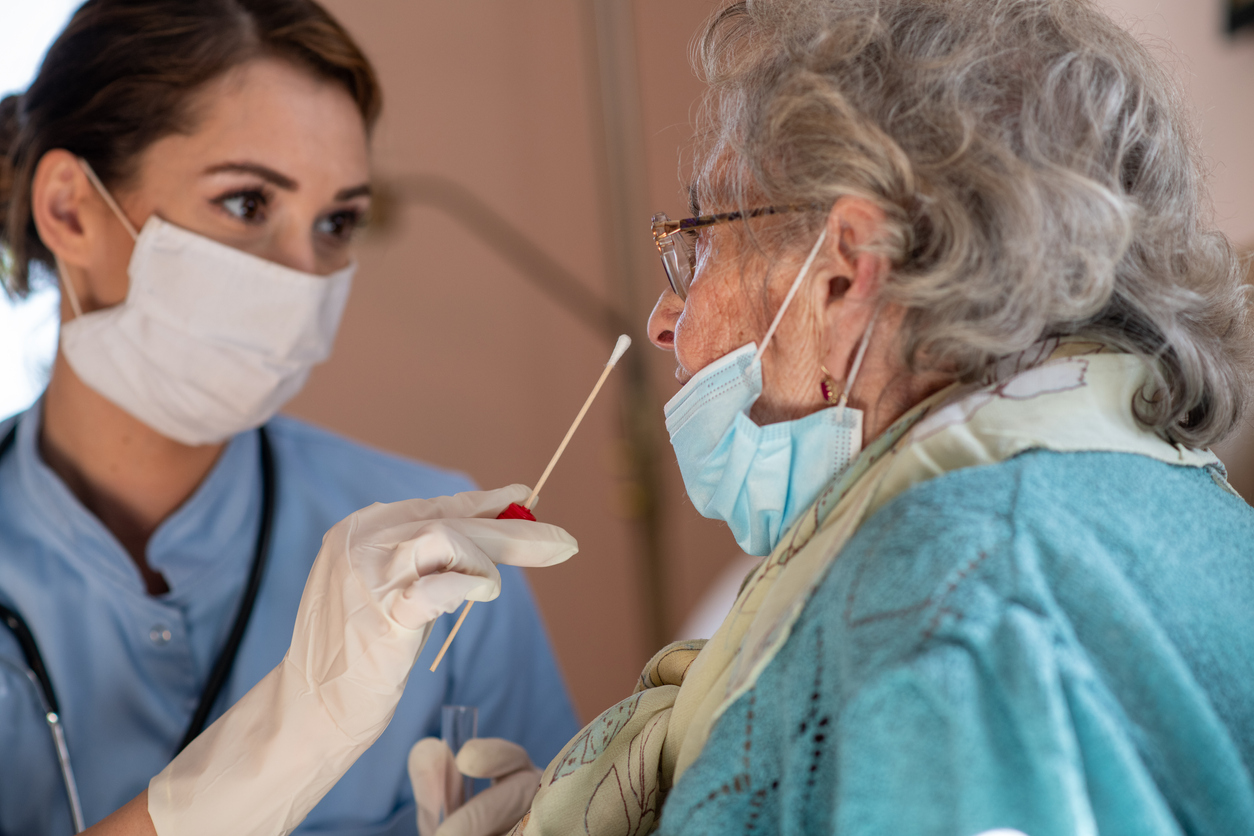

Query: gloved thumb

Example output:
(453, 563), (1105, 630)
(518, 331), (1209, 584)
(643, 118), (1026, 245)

(391, 567), (502, 630)
(434, 769), (538, 836)
(409, 738), (460, 836)
(454, 737), (534, 779)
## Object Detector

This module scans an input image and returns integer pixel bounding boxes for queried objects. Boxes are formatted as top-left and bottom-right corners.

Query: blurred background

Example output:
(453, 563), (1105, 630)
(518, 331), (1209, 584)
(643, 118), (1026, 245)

(3, 0), (1253, 722)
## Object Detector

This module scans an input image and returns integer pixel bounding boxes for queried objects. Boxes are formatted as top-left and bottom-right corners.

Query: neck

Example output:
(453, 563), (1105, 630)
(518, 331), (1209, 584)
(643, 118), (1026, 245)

(40, 353), (226, 594)
(859, 366), (954, 443)
(846, 311), (956, 444)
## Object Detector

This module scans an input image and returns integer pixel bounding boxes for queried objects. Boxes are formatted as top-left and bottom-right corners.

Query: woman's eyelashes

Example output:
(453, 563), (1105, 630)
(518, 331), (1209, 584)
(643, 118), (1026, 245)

(213, 187), (272, 224)
(315, 208), (364, 243)
(209, 185), (365, 244)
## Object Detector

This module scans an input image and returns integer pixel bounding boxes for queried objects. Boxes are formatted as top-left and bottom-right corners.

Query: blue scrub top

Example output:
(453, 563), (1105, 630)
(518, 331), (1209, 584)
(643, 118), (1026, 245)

(0, 405), (580, 835)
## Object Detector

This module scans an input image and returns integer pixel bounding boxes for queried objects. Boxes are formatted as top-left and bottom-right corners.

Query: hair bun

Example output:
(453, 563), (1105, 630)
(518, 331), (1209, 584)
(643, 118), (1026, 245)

(0, 93), (19, 142)
(0, 94), (21, 277)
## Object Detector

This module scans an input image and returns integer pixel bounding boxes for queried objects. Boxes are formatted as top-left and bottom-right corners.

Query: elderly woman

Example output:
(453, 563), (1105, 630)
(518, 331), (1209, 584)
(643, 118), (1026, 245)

(411, 0), (1254, 834)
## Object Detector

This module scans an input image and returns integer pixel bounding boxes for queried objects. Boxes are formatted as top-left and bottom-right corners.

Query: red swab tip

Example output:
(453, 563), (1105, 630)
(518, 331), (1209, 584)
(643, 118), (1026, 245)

(496, 502), (536, 521)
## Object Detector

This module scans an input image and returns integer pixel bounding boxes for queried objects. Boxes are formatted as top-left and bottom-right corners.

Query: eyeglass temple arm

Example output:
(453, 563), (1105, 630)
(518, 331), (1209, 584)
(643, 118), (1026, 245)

(652, 202), (828, 243)
(652, 214), (733, 240)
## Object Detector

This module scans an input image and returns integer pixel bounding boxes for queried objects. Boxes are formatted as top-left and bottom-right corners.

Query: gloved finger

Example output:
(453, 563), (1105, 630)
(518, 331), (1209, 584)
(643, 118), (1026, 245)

(454, 738), (534, 780)
(433, 768), (541, 836)
(393, 569), (502, 629)
(408, 738), (461, 836)
(338, 486), (533, 540)
(436, 519), (578, 568)
(399, 523), (512, 577)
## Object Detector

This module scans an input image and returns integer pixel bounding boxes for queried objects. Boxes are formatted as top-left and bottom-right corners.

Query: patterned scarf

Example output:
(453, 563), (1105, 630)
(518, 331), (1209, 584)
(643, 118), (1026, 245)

(512, 341), (1225, 836)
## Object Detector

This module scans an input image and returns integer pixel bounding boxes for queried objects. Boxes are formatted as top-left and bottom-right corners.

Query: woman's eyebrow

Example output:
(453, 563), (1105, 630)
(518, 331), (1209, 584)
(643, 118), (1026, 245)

(335, 184), (371, 201)
(202, 162), (368, 202)
(202, 161), (298, 190)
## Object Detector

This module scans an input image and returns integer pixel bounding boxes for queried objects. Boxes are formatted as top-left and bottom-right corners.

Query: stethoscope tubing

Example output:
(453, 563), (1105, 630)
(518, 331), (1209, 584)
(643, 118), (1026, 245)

(0, 642), (86, 833)
(0, 422), (273, 834)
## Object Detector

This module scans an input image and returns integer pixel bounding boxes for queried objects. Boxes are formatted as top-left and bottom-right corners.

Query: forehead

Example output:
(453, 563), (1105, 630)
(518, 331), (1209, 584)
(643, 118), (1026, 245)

(139, 57), (370, 188)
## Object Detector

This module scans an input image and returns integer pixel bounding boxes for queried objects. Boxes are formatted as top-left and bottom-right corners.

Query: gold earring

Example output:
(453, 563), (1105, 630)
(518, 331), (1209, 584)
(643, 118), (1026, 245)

(819, 365), (840, 405)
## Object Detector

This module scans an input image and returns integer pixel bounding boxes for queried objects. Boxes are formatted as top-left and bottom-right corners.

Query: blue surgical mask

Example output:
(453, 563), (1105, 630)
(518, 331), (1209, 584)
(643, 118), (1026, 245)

(663, 228), (877, 556)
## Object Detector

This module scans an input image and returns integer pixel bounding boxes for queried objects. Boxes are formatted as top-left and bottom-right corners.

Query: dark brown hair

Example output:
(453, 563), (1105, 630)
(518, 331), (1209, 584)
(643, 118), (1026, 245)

(0, 0), (381, 296)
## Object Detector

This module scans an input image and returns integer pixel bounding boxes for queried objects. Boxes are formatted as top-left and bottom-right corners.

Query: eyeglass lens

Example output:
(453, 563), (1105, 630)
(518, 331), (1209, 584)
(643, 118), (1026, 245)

(659, 231), (696, 300)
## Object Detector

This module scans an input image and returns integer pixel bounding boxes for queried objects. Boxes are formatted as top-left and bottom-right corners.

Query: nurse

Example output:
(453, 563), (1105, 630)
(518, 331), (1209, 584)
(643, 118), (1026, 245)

(0, 1), (579, 833)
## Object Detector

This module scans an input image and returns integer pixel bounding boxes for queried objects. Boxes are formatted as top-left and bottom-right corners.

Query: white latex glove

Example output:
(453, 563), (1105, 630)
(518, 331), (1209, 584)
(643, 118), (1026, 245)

(410, 737), (542, 836)
(147, 485), (575, 836)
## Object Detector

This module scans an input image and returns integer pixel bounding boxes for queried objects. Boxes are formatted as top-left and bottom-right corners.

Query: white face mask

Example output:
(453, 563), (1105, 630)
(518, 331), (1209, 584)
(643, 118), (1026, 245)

(57, 159), (354, 446)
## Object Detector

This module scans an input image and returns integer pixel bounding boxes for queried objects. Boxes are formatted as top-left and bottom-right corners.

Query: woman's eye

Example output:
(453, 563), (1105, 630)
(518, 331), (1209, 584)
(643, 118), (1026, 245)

(315, 210), (362, 242)
(218, 191), (268, 223)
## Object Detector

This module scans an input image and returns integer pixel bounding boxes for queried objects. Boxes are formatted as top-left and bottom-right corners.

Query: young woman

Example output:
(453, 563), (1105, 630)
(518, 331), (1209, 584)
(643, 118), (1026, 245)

(0, 2), (579, 833)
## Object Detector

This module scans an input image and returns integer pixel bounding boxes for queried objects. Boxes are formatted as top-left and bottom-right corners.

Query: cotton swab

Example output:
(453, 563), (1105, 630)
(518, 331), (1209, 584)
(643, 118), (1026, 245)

(429, 335), (632, 672)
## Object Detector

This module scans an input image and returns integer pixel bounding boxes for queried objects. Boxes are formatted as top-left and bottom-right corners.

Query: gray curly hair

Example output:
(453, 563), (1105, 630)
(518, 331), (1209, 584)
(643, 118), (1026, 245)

(693, 0), (1251, 447)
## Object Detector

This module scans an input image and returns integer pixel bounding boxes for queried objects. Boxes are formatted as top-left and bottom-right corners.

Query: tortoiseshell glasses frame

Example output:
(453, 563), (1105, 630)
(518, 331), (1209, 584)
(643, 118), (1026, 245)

(649, 204), (825, 300)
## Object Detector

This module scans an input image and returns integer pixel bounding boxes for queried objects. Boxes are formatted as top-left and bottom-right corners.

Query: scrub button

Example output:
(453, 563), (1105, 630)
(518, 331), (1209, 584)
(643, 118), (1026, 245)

(149, 625), (173, 646)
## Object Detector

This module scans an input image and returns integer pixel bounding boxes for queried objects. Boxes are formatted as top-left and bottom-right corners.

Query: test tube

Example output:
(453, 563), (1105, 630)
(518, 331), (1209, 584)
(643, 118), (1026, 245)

(440, 705), (479, 815)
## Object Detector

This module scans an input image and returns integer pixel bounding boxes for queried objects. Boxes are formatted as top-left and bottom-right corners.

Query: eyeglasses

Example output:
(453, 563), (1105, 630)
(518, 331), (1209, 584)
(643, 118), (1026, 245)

(649, 204), (825, 300)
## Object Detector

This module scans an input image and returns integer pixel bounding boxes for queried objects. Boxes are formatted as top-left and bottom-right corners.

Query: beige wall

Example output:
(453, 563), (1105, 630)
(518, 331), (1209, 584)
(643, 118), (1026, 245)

(287, 0), (726, 721)
(287, 0), (1254, 722)
(1097, 1), (1254, 245)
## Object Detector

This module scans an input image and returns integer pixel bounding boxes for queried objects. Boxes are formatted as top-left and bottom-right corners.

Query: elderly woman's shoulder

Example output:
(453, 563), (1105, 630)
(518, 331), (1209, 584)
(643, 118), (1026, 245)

(802, 448), (1254, 681)
(847, 445), (1253, 572)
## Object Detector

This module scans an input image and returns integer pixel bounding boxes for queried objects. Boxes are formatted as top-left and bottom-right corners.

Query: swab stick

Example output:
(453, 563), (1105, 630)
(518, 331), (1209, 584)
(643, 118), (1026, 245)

(429, 335), (632, 673)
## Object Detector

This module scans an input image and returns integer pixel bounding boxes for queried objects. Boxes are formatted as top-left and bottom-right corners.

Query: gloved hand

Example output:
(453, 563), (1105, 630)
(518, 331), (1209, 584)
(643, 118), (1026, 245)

(147, 485), (575, 836)
(410, 737), (542, 836)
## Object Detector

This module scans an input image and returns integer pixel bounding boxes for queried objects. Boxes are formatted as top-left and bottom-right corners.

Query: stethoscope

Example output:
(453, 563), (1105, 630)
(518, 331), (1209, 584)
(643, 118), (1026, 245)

(0, 423), (276, 834)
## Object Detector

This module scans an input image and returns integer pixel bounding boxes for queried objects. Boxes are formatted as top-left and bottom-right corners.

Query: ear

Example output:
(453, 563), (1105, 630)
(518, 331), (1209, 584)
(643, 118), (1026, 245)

(30, 149), (97, 269)
(812, 196), (891, 375)
(819, 196), (888, 304)
(31, 150), (137, 316)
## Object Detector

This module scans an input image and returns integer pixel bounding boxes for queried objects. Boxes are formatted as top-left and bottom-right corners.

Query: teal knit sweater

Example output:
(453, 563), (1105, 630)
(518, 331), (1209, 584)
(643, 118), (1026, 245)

(660, 450), (1254, 836)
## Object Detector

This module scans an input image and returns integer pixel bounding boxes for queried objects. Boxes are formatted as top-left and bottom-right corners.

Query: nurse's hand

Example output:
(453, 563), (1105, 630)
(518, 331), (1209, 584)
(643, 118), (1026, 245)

(410, 737), (542, 836)
(145, 484), (577, 836)
(284, 483), (578, 742)
(336, 484), (577, 631)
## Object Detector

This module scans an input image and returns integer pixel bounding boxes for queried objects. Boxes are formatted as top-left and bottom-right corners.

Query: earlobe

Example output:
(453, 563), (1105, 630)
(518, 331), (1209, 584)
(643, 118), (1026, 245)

(815, 196), (891, 390)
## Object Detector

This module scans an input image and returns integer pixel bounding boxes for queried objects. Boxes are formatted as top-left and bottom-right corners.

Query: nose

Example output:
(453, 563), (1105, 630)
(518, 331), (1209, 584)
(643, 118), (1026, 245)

(648, 288), (683, 350)
(262, 220), (329, 275)
(270, 234), (321, 275)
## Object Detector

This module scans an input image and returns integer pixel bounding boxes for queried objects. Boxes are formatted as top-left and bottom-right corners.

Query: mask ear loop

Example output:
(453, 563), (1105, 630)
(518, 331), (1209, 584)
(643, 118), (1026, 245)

(77, 158), (139, 241)
(836, 303), (882, 408)
(754, 225), (828, 365)
(57, 158), (140, 321)
(53, 255), (84, 320)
